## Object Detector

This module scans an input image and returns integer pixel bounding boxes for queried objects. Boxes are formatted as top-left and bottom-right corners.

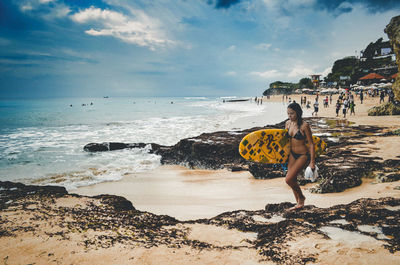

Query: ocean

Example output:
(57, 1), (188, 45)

(0, 97), (289, 190)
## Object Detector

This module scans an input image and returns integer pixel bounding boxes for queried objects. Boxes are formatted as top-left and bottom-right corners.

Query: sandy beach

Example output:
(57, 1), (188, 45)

(2, 93), (400, 264)
(75, 93), (400, 220)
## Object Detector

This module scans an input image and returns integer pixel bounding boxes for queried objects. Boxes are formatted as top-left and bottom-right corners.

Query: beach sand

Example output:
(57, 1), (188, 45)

(75, 93), (400, 221)
(2, 93), (400, 264)
(74, 165), (400, 221)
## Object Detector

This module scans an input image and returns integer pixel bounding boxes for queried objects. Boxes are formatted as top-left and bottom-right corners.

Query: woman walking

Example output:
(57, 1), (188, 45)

(285, 103), (316, 210)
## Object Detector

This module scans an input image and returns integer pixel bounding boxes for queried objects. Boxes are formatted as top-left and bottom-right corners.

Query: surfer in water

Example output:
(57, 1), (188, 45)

(285, 102), (316, 210)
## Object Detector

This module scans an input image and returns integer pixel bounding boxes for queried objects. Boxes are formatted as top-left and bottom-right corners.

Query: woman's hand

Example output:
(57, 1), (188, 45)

(309, 161), (316, 171)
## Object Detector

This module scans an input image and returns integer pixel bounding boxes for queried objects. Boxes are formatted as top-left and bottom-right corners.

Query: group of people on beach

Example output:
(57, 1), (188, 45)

(304, 91), (357, 118)
(335, 92), (356, 118)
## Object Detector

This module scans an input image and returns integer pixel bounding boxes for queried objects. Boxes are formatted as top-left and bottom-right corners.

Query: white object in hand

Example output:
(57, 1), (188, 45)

(305, 165), (319, 182)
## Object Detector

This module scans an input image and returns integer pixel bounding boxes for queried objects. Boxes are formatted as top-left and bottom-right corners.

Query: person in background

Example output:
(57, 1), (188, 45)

(285, 102), (315, 210)
(360, 91), (364, 104)
(380, 90), (385, 103)
(335, 100), (341, 117)
(349, 100), (355, 115)
(324, 96), (329, 108)
(389, 90), (395, 103)
(312, 98), (319, 116)
(342, 98), (349, 118)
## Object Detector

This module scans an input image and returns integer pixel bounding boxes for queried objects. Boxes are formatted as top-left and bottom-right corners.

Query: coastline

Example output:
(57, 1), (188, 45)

(2, 93), (400, 264)
(75, 92), (400, 221)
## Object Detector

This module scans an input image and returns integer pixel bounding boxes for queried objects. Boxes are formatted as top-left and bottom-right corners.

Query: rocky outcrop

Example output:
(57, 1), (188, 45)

(84, 117), (400, 193)
(1, 181), (400, 263)
(83, 142), (149, 152)
(368, 102), (400, 116)
(385, 15), (400, 102)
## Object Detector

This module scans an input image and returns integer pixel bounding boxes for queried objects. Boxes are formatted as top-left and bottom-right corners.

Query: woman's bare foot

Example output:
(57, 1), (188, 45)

(297, 196), (305, 208)
(287, 197), (305, 211)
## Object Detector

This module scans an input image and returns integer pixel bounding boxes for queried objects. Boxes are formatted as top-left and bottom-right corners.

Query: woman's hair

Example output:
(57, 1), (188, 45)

(287, 102), (303, 128)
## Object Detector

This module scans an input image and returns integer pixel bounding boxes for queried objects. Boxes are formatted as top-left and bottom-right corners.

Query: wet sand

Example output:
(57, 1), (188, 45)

(75, 165), (400, 221)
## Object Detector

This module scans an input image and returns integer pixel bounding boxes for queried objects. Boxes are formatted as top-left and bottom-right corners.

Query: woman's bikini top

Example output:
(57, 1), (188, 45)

(286, 124), (306, 140)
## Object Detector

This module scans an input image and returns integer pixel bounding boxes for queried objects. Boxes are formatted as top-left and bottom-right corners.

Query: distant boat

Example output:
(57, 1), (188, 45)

(224, 98), (251, 102)
(103, 96), (109, 98)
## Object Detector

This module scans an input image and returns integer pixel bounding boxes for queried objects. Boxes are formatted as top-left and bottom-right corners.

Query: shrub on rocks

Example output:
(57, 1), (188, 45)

(368, 102), (400, 116)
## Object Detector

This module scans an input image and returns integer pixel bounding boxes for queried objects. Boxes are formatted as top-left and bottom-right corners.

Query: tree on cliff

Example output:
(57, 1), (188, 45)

(385, 15), (400, 102)
(299, 78), (312, 88)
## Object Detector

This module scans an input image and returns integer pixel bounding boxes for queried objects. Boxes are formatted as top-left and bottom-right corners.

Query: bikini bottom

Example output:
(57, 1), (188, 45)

(290, 150), (310, 161)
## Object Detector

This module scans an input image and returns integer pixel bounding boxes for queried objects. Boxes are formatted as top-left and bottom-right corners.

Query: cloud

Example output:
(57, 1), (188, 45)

(224, 71), (237, 76)
(0, 37), (12, 46)
(321, 67), (332, 77)
(16, 0), (71, 20)
(259, 0), (400, 15)
(314, 0), (400, 14)
(250, 69), (282, 79)
(227, 45), (236, 51)
(214, 0), (242, 9)
(288, 66), (313, 78)
(70, 7), (174, 50)
(256, 43), (272, 50)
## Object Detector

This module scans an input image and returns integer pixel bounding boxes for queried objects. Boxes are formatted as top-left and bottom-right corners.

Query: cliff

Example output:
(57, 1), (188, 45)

(385, 15), (400, 102)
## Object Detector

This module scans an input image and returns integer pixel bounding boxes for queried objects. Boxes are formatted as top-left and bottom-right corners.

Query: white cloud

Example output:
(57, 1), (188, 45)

(21, 4), (34, 11)
(256, 43), (272, 50)
(70, 7), (174, 50)
(0, 38), (11, 46)
(18, 0), (70, 19)
(250, 69), (282, 79)
(288, 66), (313, 78)
(43, 5), (71, 20)
(227, 45), (236, 51)
(321, 67), (332, 78)
(224, 71), (237, 76)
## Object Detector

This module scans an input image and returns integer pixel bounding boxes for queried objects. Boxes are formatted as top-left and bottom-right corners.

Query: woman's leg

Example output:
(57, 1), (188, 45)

(285, 154), (308, 209)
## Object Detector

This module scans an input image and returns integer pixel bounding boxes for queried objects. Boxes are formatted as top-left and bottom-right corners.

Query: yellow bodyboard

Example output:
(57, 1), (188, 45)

(238, 129), (327, 163)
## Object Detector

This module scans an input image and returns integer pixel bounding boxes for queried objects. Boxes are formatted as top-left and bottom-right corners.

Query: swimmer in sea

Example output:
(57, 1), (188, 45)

(285, 102), (316, 210)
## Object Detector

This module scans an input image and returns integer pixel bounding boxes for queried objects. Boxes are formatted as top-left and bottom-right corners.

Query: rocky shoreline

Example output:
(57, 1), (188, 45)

(1, 180), (399, 264)
(84, 117), (400, 194)
(2, 115), (400, 263)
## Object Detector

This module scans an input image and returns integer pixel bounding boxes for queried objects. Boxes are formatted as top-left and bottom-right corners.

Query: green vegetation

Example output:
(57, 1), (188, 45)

(325, 38), (396, 85)
(367, 102), (400, 116)
(263, 78), (312, 95)
(264, 38), (396, 96)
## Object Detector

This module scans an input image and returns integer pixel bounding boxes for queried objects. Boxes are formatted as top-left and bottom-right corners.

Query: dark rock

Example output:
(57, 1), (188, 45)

(84, 142), (149, 152)
(375, 173), (400, 183)
(93, 194), (136, 211)
(248, 163), (285, 179)
(0, 181), (67, 210)
(82, 117), (398, 193)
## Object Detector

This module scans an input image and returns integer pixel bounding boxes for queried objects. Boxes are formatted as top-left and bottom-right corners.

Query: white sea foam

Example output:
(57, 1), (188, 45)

(0, 97), (287, 190)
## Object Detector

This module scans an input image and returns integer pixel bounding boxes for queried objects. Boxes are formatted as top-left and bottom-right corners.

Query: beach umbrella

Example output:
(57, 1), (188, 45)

(359, 73), (386, 80)
(381, 83), (393, 88)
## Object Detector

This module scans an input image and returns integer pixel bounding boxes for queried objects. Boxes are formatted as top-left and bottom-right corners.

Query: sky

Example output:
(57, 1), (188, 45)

(0, 0), (399, 98)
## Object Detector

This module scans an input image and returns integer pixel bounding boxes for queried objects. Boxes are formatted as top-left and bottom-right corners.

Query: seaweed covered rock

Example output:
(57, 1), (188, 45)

(368, 102), (400, 116)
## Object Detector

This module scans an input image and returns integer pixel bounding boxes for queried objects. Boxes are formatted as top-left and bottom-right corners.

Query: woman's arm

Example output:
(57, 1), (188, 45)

(304, 122), (315, 169)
